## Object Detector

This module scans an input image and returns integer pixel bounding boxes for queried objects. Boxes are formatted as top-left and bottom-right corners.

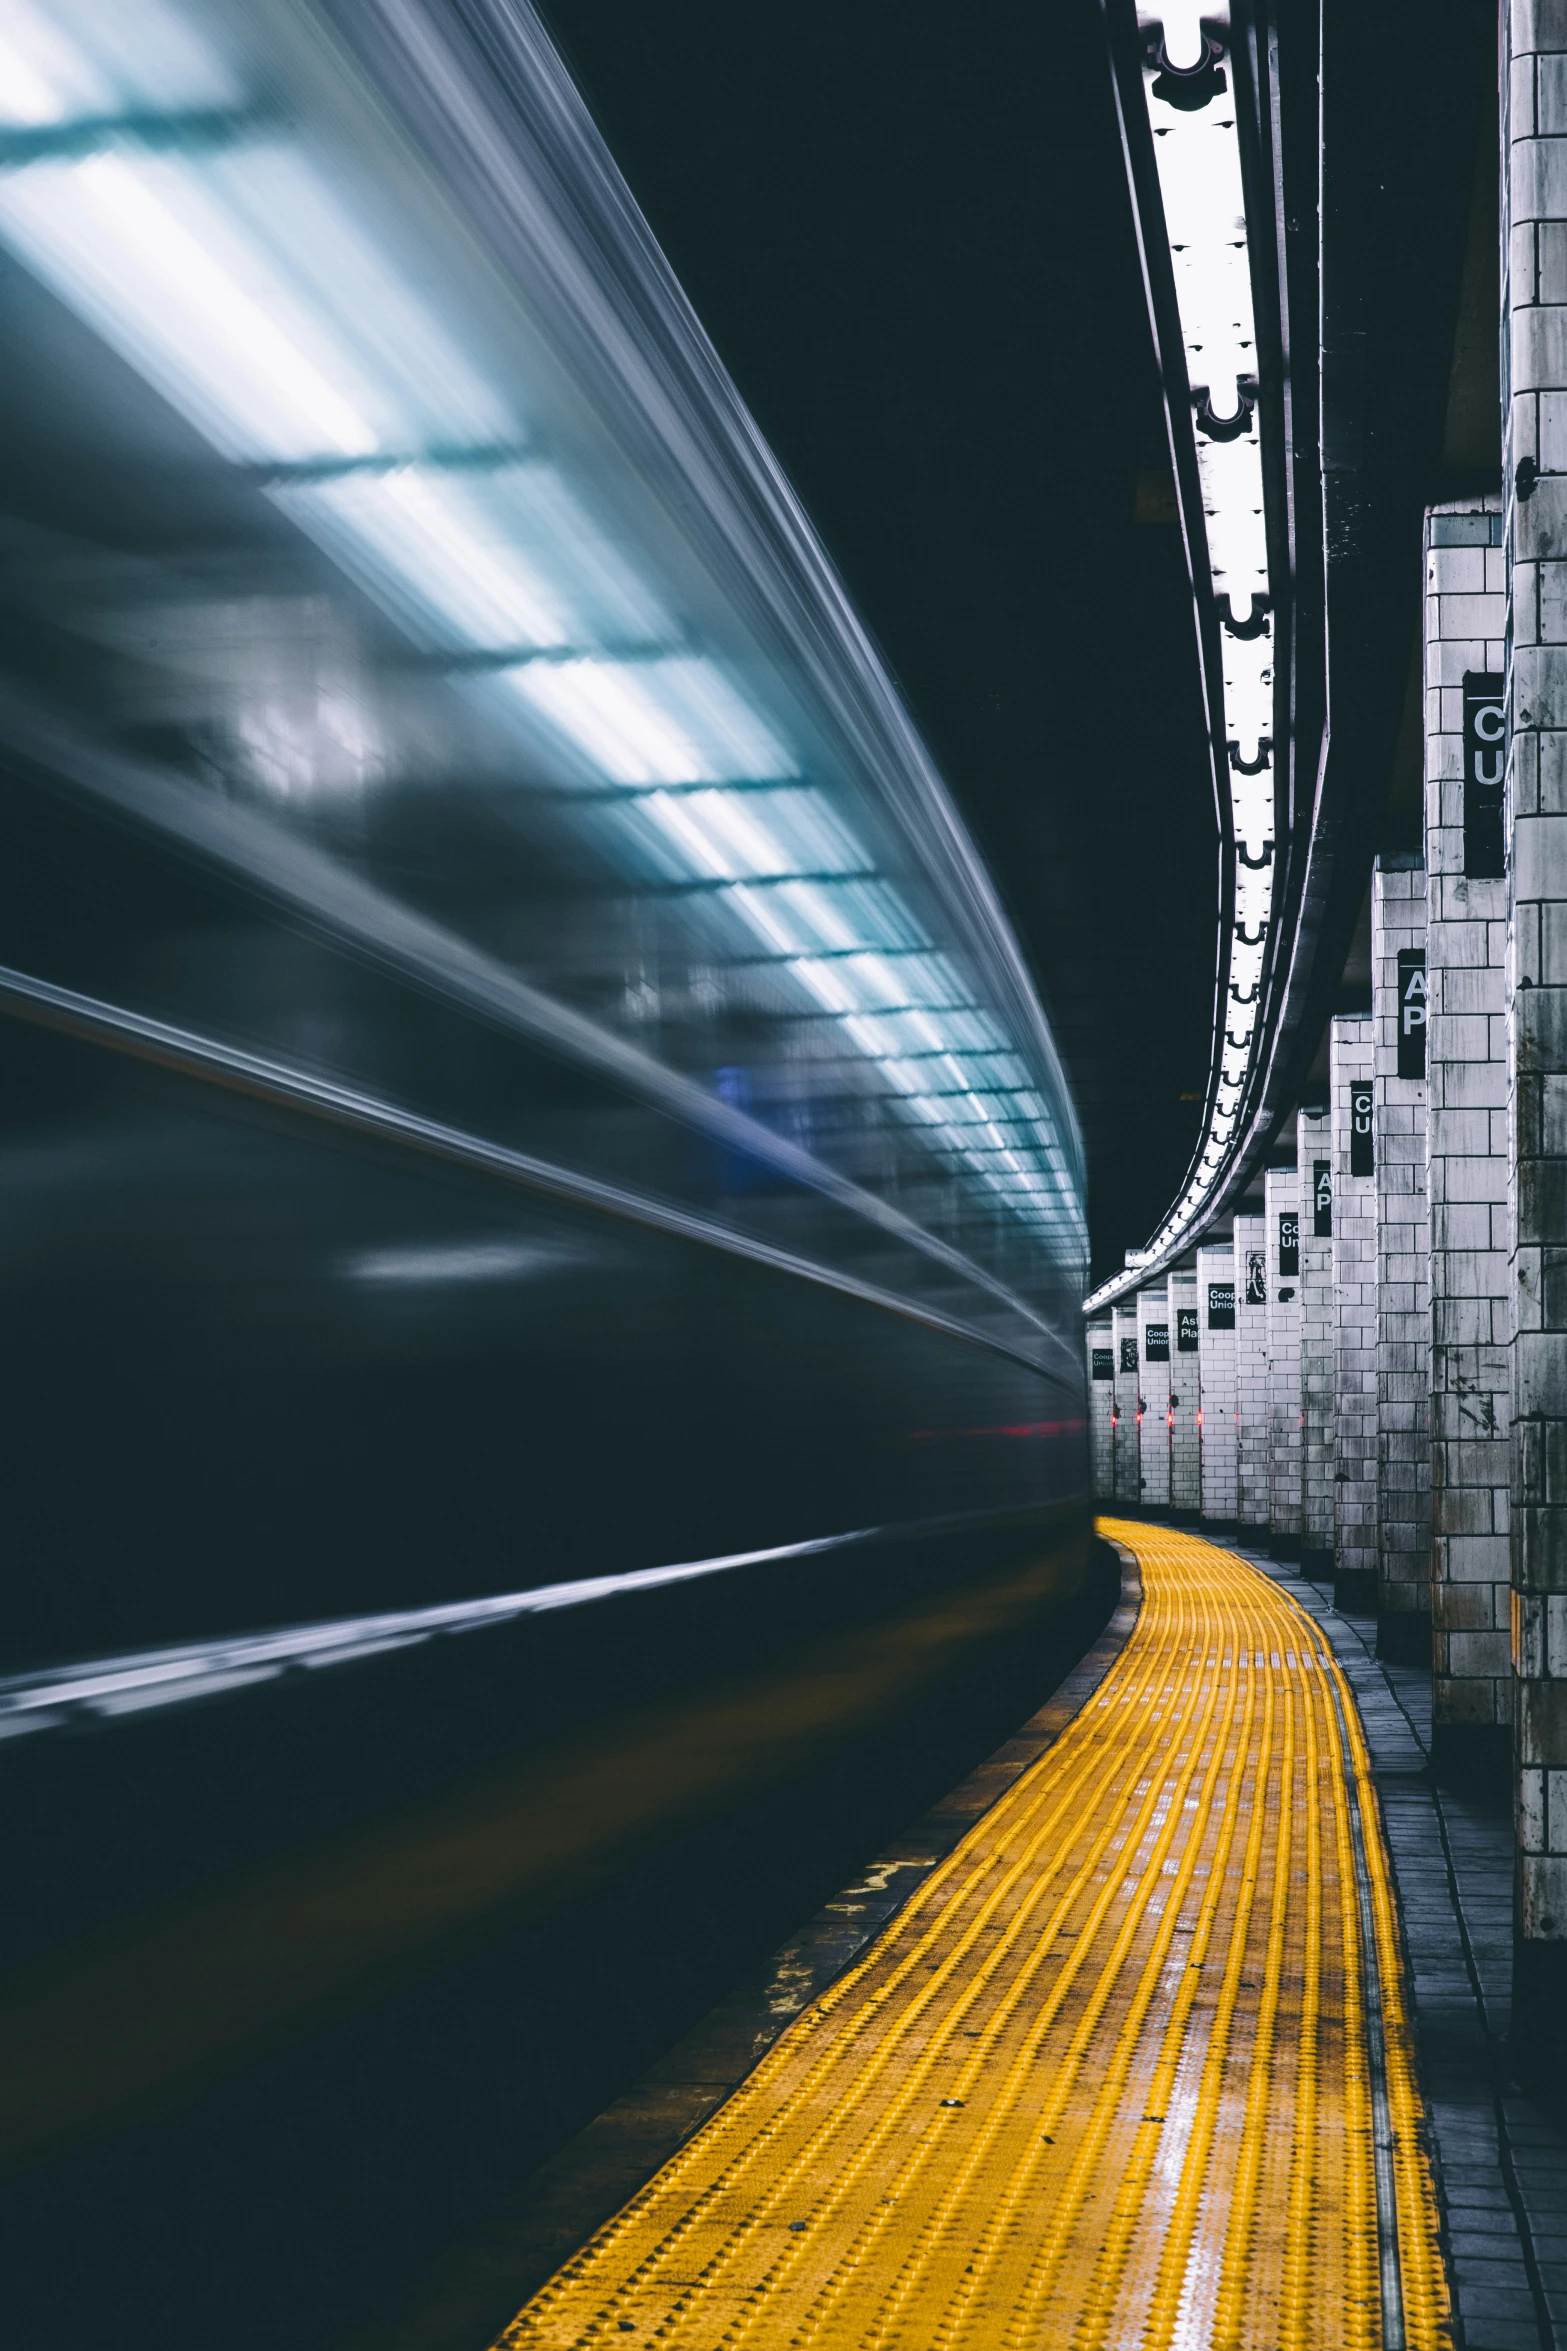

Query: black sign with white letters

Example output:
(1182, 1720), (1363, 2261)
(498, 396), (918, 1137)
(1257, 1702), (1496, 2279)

(1144, 1323), (1169, 1362)
(1120, 1336), (1138, 1373)
(1207, 1282), (1235, 1330)
(1177, 1307), (1199, 1351)
(1397, 947), (1427, 1080)
(1245, 1249), (1266, 1306)
(1350, 1082), (1374, 1175)
(1092, 1347), (1113, 1379)
(1463, 671), (1505, 879)
(1278, 1211), (1299, 1275)
(1313, 1158), (1332, 1236)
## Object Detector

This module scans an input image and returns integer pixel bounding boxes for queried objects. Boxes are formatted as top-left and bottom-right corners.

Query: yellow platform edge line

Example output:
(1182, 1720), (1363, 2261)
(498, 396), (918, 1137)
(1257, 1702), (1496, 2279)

(489, 1517), (1453, 2351)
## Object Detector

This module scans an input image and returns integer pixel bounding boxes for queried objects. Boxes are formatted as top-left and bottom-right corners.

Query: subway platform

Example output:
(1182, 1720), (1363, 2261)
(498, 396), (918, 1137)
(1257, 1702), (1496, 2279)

(377, 1521), (1567, 2351)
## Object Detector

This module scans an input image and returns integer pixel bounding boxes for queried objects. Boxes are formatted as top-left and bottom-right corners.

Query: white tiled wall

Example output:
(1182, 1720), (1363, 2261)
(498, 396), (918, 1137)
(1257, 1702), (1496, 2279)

(1196, 1240), (1238, 1521)
(1168, 1268), (1201, 1513)
(1112, 1299), (1141, 1506)
(1424, 496), (1513, 1755)
(1137, 1287), (1172, 1510)
(1332, 1015), (1379, 1599)
(1234, 1211), (1270, 1530)
(1297, 1107), (1335, 1569)
(1086, 1317), (1115, 1502)
(1374, 861), (1433, 1642)
(1265, 1167), (1303, 1546)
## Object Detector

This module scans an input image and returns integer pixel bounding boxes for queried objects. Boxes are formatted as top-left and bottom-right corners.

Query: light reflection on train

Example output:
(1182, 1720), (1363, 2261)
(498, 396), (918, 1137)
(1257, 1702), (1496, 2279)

(0, 4), (1093, 2346)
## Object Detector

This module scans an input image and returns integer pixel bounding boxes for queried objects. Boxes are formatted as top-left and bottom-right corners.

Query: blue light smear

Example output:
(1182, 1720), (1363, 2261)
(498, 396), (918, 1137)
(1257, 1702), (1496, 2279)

(0, 0), (1086, 1286)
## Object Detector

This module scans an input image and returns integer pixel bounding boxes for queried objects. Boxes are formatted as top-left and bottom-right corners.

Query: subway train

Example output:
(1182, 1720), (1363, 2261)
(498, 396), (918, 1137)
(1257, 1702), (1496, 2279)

(0, 3), (1095, 2345)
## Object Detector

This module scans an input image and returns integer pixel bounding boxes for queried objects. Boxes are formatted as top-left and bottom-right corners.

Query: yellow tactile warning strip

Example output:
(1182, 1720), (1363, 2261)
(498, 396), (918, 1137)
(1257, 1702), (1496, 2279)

(495, 1520), (1450, 2350)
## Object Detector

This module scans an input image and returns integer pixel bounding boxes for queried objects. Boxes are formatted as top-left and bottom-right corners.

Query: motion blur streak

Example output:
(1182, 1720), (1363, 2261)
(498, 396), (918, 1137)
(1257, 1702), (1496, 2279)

(0, 4), (1093, 2348)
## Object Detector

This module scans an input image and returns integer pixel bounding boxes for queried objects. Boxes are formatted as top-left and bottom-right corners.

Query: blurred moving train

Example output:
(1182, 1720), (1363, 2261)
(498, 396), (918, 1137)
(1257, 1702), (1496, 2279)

(0, 2), (1094, 2344)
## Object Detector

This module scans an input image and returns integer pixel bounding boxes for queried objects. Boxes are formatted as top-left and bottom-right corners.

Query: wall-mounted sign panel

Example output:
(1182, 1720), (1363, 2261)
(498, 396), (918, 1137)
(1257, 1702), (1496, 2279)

(1397, 948), (1427, 1081)
(1208, 1282), (1235, 1330)
(1120, 1336), (1139, 1373)
(1278, 1211), (1299, 1276)
(1463, 671), (1506, 880)
(1145, 1323), (1170, 1362)
(1245, 1249), (1266, 1306)
(1092, 1347), (1114, 1379)
(1313, 1159), (1332, 1235)
(1177, 1306), (1199, 1351)
(1350, 1083), (1374, 1176)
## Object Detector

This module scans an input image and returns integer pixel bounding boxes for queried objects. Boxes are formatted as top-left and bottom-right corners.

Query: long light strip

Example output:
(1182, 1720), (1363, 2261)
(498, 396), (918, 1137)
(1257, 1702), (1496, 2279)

(1085, 0), (1278, 1309)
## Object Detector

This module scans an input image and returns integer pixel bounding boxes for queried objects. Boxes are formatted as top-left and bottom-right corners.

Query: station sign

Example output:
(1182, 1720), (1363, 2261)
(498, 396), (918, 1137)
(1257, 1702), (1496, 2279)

(1350, 1082), (1374, 1175)
(1177, 1306), (1199, 1350)
(1463, 671), (1505, 879)
(1144, 1322), (1169, 1361)
(1120, 1336), (1138, 1372)
(1278, 1210), (1299, 1275)
(1092, 1347), (1114, 1379)
(1207, 1282), (1235, 1330)
(1313, 1158), (1332, 1235)
(1397, 948), (1427, 1080)
(1245, 1248), (1266, 1305)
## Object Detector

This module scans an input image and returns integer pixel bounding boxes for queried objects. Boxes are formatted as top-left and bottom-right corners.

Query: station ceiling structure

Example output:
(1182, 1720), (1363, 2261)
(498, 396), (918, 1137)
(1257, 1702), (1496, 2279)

(543, 0), (1501, 1289)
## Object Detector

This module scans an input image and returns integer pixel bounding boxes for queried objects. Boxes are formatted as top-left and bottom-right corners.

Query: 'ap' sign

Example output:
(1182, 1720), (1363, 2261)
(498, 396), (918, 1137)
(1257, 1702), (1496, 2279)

(1397, 947), (1426, 1081)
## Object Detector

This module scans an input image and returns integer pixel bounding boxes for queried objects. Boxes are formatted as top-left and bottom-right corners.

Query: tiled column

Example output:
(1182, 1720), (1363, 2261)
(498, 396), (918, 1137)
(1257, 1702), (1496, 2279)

(1234, 1209), (1270, 1534)
(1507, 0), (1567, 2062)
(1112, 1299), (1141, 1507)
(1137, 1287), (1172, 1511)
(1426, 496), (1513, 1788)
(1086, 1317), (1116, 1502)
(1298, 1107), (1335, 1578)
(1265, 1166), (1303, 1557)
(1333, 1014), (1379, 1611)
(1374, 859), (1433, 1662)
(1168, 1267), (1201, 1518)
(1197, 1239), (1238, 1524)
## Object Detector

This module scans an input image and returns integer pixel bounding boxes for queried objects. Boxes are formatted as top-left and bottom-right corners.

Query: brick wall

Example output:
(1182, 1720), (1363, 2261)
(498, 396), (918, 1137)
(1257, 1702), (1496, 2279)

(1266, 1166), (1303, 1553)
(1197, 1240), (1238, 1522)
(1425, 495), (1513, 1782)
(1298, 1107), (1335, 1574)
(1332, 1014), (1379, 1609)
(1374, 859), (1433, 1659)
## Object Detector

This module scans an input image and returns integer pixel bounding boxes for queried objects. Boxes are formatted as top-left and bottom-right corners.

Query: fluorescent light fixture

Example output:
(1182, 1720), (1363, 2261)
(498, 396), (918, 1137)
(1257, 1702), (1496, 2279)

(504, 656), (797, 786)
(0, 0), (236, 126)
(274, 461), (670, 658)
(1085, 3), (1284, 1305)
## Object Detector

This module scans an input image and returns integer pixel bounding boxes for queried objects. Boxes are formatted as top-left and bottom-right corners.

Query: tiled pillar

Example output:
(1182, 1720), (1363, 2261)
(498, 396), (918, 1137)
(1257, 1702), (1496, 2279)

(1332, 1014), (1379, 1611)
(1197, 1239), (1238, 1524)
(1298, 1107), (1335, 1579)
(1265, 1166), (1303, 1557)
(1374, 858), (1433, 1663)
(1087, 1317), (1116, 1502)
(1112, 1299), (1141, 1507)
(1137, 1287), (1172, 1511)
(1168, 1267), (1201, 1517)
(1506, 0), (1567, 2062)
(1234, 1209), (1270, 1534)
(1425, 496), (1513, 1788)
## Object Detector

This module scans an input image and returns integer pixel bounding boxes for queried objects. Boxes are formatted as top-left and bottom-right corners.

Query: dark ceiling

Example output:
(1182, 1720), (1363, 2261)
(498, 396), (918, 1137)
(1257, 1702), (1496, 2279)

(538, 0), (1219, 1285)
